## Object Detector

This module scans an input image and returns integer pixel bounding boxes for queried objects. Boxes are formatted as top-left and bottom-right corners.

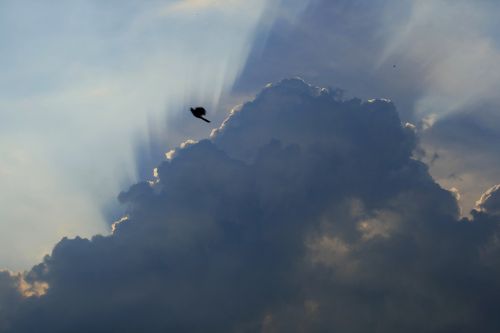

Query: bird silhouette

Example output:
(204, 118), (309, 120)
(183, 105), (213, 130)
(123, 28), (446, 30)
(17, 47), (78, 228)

(190, 107), (211, 123)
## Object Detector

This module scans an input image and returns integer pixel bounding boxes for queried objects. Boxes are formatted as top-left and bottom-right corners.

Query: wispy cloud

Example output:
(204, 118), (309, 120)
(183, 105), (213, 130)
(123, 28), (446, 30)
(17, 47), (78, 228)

(378, 0), (500, 118)
(158, 0), (242, 15)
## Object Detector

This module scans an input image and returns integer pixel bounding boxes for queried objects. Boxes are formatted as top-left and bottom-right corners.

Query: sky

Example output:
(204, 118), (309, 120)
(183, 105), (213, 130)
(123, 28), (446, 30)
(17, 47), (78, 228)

(1, 0), (500, 332)
(0, 0), (297, 270)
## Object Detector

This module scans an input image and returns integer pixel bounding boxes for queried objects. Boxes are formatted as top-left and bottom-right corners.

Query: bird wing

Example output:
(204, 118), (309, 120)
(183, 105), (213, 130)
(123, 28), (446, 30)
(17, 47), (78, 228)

(197, 107), (206, 115)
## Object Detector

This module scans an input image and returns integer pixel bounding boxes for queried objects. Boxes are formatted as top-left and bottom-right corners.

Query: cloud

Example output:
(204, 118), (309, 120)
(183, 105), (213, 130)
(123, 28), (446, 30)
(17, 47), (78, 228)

(476, 184), (500, 216)
(419, 107), (500, 215)
(233, 0), (500, 219)
(377, 0), (500, 119)
(158, 0), (244, 15)
(236, 0), (500, 120)
(0, 272), (22, 332)
(1, 79), (500, 332)
(0, 0), (272, 270)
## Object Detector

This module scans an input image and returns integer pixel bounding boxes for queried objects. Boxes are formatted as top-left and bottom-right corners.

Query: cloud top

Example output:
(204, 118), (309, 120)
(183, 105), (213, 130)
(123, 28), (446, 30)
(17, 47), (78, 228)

(1, 79), (500, 332)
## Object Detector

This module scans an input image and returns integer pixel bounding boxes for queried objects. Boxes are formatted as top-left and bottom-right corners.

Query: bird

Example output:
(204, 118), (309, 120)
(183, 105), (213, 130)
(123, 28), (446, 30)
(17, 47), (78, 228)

(190, 107), (211, 123)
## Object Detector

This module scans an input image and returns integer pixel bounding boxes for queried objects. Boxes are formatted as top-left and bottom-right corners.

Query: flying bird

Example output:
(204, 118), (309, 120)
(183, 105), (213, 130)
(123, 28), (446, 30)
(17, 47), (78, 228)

(190, 107), (211, 123)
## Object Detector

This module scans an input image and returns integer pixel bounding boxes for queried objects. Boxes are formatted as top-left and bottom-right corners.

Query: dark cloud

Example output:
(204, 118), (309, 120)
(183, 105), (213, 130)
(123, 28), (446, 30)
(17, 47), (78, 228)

(1, 79), (500, 332)
(0, 272), (22, 332)
(232, 0), (500, 217)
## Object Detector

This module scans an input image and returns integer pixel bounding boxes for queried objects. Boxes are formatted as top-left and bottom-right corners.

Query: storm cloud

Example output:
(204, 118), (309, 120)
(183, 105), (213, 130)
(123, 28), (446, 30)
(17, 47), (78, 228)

(233, 0), (500, 218)
(1, 79), (500, 332)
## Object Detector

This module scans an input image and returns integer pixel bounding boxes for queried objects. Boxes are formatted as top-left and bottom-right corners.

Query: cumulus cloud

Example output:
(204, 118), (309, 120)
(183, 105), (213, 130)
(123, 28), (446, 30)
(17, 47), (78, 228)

(0, 0), (276, 270)
(233, 0), (500, 218)
(1, 79), (500, 332)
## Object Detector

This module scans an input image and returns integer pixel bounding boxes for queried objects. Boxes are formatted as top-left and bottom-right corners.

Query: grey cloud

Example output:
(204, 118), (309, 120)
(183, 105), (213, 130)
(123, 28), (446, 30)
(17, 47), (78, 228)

(0, 272), (22, 332)
(1, 79), (500, 332)
(233, 0), (500, 217)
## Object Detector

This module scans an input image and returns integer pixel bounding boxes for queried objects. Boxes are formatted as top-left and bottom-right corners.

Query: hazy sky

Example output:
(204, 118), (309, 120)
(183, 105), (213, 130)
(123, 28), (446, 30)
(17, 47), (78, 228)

(0, 0), (305, 270)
